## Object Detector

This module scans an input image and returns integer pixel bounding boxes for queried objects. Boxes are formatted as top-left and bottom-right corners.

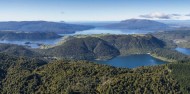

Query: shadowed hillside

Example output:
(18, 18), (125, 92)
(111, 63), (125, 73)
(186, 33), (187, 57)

(100, 34), (165, 55)
(40, 37), (120, 60)
(0, 43), (42, 57)
(39, 34), (165, 60)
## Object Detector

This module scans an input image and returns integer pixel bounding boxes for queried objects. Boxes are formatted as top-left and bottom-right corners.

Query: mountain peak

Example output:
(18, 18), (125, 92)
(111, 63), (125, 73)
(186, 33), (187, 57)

(105, 19), (169, 31)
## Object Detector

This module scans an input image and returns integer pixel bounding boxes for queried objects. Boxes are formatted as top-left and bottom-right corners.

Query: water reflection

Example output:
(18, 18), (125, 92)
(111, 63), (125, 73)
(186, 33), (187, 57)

(95, 54), (166, 68)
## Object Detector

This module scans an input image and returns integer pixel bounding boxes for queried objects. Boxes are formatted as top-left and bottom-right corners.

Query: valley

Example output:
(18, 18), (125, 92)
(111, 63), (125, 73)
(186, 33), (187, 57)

(1, 0), (190, 93)
(0, 19), (190, 93)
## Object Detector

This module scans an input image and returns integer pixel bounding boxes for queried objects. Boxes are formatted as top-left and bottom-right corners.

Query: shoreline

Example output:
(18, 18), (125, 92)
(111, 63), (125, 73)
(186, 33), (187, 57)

(150, 54), (176, 63)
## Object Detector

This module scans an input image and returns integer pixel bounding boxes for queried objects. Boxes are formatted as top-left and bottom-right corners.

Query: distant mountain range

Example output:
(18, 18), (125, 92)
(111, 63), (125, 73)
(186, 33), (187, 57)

(104, 19), (170, 31)
(0, 31), (61, 40)
(0, 21), (94, 34)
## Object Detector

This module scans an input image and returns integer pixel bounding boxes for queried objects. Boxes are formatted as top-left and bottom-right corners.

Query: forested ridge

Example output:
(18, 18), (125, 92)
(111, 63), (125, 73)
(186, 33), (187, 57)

(40, 34), (166, 60)
(0, 34), (189, 93)
(0, 43), (43, 57)
(153, 30), (190, 48)
(0, 53), (189, 93)
(151, 48), (190, 63)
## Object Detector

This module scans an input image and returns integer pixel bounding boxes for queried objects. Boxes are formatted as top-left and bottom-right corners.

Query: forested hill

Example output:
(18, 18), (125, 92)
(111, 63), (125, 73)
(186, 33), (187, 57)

(0, 53), (189, 93)
(0, 34), (189, 93)
(40, 34), (166, 60)
(0, 21), (94, 34)
(40, 37), (120, 60)
(153, 30), (190, 48)
(100, 34), (165, 55)
(0, 43), (42, 57)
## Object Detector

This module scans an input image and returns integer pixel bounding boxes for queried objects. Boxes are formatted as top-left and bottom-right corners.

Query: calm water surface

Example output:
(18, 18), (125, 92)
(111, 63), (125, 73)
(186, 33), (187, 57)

(75, 28), (153, 35)
(95, 54), (166, 68)
(0, 38), (62, 48)
(175, 47), (190, 55)
(0, 28), (154, 48)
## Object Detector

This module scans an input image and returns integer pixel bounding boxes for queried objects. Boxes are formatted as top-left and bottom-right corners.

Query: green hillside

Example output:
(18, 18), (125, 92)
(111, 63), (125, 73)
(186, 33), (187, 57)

(40, 34), (165, 60)
(41, 37), (120, 60)
(0, 34), (189, 94)
(100, 34), (165, 55)
(0, 53), (189, 93)
(153, 30), (190, 48)
(0, 43), (42, 57)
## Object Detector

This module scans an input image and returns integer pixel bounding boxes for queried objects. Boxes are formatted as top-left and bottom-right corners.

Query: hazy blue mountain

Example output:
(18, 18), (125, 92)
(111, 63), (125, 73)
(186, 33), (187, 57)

(0, 31), (61, 40)
(0, 21), (94, 34)
(105, 19), (169, 31)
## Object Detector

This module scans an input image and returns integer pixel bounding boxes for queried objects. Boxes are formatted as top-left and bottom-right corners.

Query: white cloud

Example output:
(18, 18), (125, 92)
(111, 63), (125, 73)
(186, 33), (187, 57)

(185, 14), (190, 16)
(139, 12), (181, 19)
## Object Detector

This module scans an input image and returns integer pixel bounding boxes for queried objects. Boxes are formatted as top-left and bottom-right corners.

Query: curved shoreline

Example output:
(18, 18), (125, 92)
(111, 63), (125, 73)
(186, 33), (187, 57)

(150, 54), (176, 63)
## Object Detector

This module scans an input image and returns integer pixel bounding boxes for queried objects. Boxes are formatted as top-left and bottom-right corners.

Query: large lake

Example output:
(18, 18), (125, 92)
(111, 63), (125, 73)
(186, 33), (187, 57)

(95, 54), (166, 68)
(0, 28), (154, 48)
(75, 28), (153, 35)
(0, 20), (188, 48)
(0, 27), (167, 68)
(175, 47), (190, 55)
(0, 38), (62, 48)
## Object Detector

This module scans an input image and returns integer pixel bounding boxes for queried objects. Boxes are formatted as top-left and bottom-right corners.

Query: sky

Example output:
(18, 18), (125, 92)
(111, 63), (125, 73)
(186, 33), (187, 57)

(0, 0), (190, 21)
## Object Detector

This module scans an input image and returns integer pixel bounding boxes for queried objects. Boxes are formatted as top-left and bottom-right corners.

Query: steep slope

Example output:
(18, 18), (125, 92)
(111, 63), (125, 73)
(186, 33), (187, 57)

(153, 30), (190, 48)
(0, 43), (42, 57)
(100, 34), (165, 55)
(0, 21), (94, 34)
(39, 34), (165, 60)
(105, 19), (169, 31)
(41, 37), (120, 60)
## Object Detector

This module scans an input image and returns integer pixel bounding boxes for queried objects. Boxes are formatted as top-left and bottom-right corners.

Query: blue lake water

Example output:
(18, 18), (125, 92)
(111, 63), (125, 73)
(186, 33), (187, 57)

(75, 28), (154, 35)
(175, 47), (190, 55)
(0, 28), (155, 48)
(0, 38), (62, 48)
(95, 54), (166, 68)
